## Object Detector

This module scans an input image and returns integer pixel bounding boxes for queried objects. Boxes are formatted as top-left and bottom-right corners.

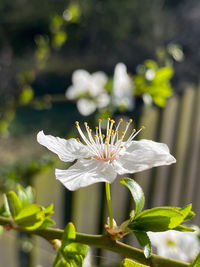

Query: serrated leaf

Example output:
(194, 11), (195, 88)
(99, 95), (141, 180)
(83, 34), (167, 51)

(121, 258), (150, 267)
(190, 251), (200, 267)
(134, 231), (152, 258)
(7, 191), (22, 217)
(129, 207), (184, 232)
(61, 222), (76, 248)
(121, 178), (145, 217)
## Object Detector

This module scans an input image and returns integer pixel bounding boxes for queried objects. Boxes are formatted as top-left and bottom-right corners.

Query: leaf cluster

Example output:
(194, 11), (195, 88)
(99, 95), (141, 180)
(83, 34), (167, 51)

(134, 60), (174, 107)
(0, 185), (55, 231)
(53, 222), (89, 267)
(121, 178), (195, 259)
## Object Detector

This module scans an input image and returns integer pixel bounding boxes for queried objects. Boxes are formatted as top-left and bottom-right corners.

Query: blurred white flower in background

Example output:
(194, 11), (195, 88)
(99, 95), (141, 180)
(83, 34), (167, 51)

(112, 63), (134, 110)
(66, 69), (110, 116)
(148, 228), (200, 262)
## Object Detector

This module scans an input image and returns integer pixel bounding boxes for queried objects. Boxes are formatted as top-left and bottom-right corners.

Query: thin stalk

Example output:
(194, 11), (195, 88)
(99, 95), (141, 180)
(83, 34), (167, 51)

(105, 182), (113, 228)
(0, 216), (189, 267)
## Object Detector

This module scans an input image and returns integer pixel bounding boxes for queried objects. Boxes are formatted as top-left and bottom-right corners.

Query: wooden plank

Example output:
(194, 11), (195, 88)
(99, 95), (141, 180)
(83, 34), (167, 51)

(0, 231), (18, 266)
(133, 105), (160, 209)
(71, 183), (102, 234)
(179, 86), (200, 207)
(166, 88), (196, 206)
(34, 169), (65, 266)
(150, 95), (179, 206)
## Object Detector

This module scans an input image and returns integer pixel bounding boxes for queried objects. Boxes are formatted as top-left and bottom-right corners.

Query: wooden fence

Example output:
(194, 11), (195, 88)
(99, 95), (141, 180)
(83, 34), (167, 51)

(1, 86), (200, 266)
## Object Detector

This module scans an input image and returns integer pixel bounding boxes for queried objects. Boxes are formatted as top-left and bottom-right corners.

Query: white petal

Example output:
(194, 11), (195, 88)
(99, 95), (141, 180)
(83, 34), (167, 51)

(91, 71), (107, 87)
(113, 139), (176, 175)
(96, 93), (110, 108)
(77, 98), (97, 116)
(72, 69), (91, 88)
(65, 85), (77, 100)
(37, 131), (91, 162)
(112, 63), (134, 110)
(55, 158), (117, 191)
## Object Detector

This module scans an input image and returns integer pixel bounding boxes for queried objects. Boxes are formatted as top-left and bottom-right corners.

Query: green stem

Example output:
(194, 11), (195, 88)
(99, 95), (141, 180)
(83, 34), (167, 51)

(105, 182), (113, 228)
(0, 216), (189, 267)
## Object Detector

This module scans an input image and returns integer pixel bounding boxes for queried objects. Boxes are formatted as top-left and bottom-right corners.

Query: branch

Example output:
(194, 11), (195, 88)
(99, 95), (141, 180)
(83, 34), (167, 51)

(0, 216), (189, 267)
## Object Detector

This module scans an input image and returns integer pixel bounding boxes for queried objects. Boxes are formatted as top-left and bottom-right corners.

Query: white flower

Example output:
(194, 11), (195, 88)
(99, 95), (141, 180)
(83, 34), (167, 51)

(148, 228), (200, 262)
(66, 69), (110, 116)
(37, 118), (176, 191)
(112, 63), (134, 110)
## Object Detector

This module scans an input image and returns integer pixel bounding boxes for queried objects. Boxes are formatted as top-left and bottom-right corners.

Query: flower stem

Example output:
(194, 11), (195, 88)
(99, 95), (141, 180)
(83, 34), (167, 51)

(105, 182), (113, 228)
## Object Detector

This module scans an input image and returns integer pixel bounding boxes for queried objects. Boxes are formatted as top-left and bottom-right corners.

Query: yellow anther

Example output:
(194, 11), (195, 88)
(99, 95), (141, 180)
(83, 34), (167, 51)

(116, 130), (119, 134)
(121, 132), (125, 136)
(76, 138), (80, 142)
(132, 129), (136, 133)
(95, 126), (99, 130)
(129, 119), (133, 123)
(98, 119), (102, 122)
(120, 118), (123, 122)
(105, 142), (108, 146)
(86, 126), (89, 129)
(102, 134), (105, 139)
(75, 121), (79, 125)
(107, 118), (111, 121)
(120, 146), (124, 148)
(84, 122), (88, 125)
(126, 122), (129, 125)
(75, 125), (79, 128)
(94, 135), (97, 138)
(89, 129), (92, 132)
(98, 133), (101, 137)
(110, 119), (115, 123)
(141, 126), (145, 129)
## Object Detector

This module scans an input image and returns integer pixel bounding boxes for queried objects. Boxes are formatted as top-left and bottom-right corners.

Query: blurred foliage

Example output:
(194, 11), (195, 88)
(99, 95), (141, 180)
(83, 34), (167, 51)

(134, 60), (174, 107)
(0, 156), (55, 192)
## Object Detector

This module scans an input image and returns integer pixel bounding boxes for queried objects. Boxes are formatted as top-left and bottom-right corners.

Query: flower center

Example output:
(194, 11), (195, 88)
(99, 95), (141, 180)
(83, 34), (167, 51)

(75, 118), (144, 162)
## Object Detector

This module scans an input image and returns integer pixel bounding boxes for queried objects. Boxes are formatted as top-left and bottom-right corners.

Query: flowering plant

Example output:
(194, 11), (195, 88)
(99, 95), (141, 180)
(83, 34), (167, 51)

(0, 118), (199, 267)
(65, 61), (174, 117)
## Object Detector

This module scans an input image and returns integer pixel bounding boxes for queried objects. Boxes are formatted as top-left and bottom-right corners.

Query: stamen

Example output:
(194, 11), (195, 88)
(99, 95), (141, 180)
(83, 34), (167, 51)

(75, 119), (145, 163)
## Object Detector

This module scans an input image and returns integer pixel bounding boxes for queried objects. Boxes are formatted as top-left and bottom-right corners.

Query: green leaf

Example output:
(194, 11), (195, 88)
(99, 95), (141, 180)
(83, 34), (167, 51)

(3, 194), (11, 217)
(61, 222), (76, 248)
(44, 203), (54, 216)
(121, 178), (145, 217)
(121, 258), (150, 267)
(173, 225), (195, 232)
(63, 243), (89, 258)
(190, 251), (200, 267)
(14, 204), (44, 230)
(134, 231), (152, 258)
(129, 207), (184, 232)
(167, 204), (195, 222)
(19, 86), (34, 105)
(7, 191), (22, 218)
(39, 218), (55, 229)
(17, 185), (34, 207)
(0, 226), (3, 236)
